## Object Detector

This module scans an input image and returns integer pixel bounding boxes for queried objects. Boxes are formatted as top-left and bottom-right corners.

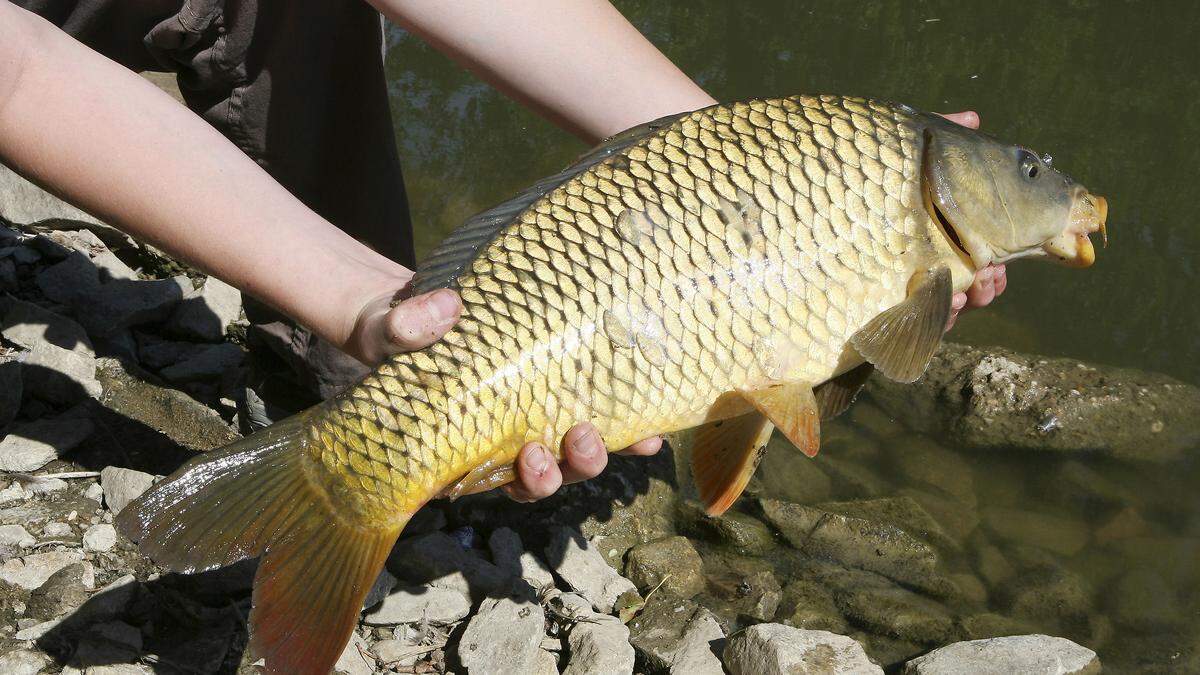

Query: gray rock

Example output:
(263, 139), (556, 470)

(677, 500), (777, 555)
(100, 466), (156, 515)
(83, 482), (104, 502)
(36, 251), (100, 306)
(777, 579), (848, 633)
(362, 568), (397, 610)
(0, 162), (105, 226)
(388, 531), (510, 599)
(0, 258), (16, 292)
(624, 535), (705, 599)
(0, 361), (20, 429)
(157, 342), (244, 382)
(0, 417), (95, 471)
(20, 341), (102, 404)
(27, 562), (91, 620)
(563, 616), (634, 675)
(982, 507), (1089, 556)
(0, 649), (50, 675)
(628, 593), (725, 674)
(373, 636), (422, 670)
(829, 570), (958, 645)
(902, 634), (1100, 674)
(489, 527), (555, 590)
(820, 496), (960, 552)
(334, 632), (373, 675)
(1002, 567), (1093, 623)
(23, 475), (68, 495)
(887, 434), (976, 506)
(363, 585), (472, 625)
(0, 524), (35, 549)
(0, 550), (93, 590)
(533, 648), (560, 675)
(167, 276), (242, 341)
(545, 526), (639, 613)
(868, 342), (1200, 462)
(458, 593), (546, 674)
(134, 335), (209, 370)
(1, 297), (94, 357)
(724, 623), (881, 675)
(43, 521), (73, 537)
(75, 276), (191, 338)
(83, 523), (117, 552)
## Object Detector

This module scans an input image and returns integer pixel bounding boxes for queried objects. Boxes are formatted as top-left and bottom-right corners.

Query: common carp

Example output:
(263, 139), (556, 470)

(117, 95), (1108, 674)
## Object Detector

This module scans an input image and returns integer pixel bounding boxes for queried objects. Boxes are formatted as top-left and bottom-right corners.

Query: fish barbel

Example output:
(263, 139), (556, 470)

(117, 95), (1108, 673)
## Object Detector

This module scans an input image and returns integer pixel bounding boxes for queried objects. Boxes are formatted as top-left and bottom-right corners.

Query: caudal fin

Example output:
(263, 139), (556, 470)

(116, 410), (401, 675)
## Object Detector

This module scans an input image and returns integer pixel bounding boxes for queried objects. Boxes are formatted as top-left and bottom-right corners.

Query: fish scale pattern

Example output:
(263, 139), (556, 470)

(306, 96), (933, 520)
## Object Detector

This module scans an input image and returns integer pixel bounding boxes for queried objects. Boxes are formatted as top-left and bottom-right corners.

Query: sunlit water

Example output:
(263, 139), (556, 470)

(383, 2), (1199, 670)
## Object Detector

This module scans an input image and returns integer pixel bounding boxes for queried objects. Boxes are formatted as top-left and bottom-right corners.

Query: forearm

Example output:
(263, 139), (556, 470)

(0, 5), (405, 350)
(374, 0), (717, 143)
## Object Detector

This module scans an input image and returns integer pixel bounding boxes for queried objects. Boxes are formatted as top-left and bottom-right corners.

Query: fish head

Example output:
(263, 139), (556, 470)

(921, 119), (1108, 270)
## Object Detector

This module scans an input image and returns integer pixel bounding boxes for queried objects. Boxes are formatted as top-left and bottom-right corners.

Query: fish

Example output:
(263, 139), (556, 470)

(116, 95), (1108, 674)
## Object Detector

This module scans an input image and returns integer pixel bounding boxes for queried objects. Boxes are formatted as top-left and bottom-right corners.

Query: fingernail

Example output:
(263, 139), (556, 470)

(995, 265), (1006, 279)
(426, 289), (460, 324)
(524, 444), (550, 476)
(952, 293), (967, 310)
(573, 428), (602, 459)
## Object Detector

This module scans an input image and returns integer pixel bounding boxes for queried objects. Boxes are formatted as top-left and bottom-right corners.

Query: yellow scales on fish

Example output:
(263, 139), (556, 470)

(118, 95), (1108, 674)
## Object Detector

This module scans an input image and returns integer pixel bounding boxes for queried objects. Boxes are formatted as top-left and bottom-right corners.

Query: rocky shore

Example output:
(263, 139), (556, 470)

(3, 168), (1198, 673)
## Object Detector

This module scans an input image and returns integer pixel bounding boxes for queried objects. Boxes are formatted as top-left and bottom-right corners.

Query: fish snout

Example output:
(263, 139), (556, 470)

(1043, 192), (1108, 268)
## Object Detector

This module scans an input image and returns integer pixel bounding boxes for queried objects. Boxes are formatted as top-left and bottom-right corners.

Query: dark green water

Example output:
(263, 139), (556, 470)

(383, 2), (1199, 671)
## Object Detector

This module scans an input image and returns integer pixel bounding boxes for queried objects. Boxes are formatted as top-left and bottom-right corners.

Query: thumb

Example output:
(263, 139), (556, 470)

(384, 288), (463, 352)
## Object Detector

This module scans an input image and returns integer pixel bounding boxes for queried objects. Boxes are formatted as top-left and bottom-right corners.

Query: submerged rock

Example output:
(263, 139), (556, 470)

(901, 634), (1100, 674)
(676, 500), (777, 555)
(624, 535), (705, 599)
(777, 579), (848, 633)
(723, 623), (881, 675)
(981, 506), (1089, 556)
(867, 342), (1200, 462)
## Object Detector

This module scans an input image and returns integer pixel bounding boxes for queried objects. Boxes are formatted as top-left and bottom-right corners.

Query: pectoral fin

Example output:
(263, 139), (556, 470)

(691, 413), (775, 516)
(740, 382), (821, 458)
(850, 266), (952, 383)
(814, 362), (875, 420)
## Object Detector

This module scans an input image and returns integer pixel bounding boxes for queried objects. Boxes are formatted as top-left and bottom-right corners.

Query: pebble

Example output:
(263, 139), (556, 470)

(0, 550), (93, 590)
(458, 593), (547, 674)
(362, 585), (472, 626)
(545, 526), (639, 613)
(83, 482), (105, 502)
(166, 276), (243, 341)
(0, 417), (96, 471)
(26, 562), (91, 620)
(902, 634), (1100, 674)
(83, 523), (117, 552)
(0, 649), (50, 675)
(563, 615), (635, 675)
(724, 624), (882, 675)
(24, 476), (69, 495)
(100, 466), (156, 515)
(42, 521), (72, 537)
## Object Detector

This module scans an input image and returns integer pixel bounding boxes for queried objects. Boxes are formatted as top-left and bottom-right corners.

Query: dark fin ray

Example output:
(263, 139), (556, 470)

(814, 362), (875, 420)
(850, 266), (953, 383)
(691, 412), (774, 516)
(740, 382), (821, 457)
(410, 109), (699, 294)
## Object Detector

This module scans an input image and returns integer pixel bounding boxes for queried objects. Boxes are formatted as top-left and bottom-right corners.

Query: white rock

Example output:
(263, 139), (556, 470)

(334, 632), (374, 675)
(0, 648), (50, 675)
(563, 616), (635, 675)
(0, 550), (93, 590)
(0, 524), (35, 548)
(458, 594), (547, 674)
(533, 648), (560, 675)
(14, 617), (62, 640)
(167, 276), (243, 341)
(0, 417), (95, 471)
(79, 665), (154, 675)
(490, 526), (555, 591)
(21, 342), (102, 404)
(902, 634), (1100, 675)
(83, 523), (117, 552)
(0, 482), (25, 504)
(100, 466), (156, 515)
(724, 624), (882, 675)
(43, 521), (72, 537)
(24, 476), (69, 495)
(363, 585), (472, 626)
(545, 526), (638, 613)
(374, 635), (423, 670)
(1, 297), (94, 357)
(84, 482), (105, 502)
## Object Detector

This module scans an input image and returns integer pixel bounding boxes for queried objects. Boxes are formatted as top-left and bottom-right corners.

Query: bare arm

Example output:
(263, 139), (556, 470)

(372, 0), (718, 143)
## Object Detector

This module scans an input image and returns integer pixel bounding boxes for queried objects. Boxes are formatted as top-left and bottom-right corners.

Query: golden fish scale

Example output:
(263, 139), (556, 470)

(307, 96), (932, 522)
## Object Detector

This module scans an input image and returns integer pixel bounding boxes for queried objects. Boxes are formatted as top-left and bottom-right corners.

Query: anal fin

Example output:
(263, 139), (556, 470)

(814, 362), (875, 420)
(740, 382), (821, 458)
(691, 413), (775, 516)
(850, 265), (952, 383)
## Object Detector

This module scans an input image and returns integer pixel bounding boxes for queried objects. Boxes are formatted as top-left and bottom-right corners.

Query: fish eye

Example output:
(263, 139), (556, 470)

(1018, 150), (1040, 180)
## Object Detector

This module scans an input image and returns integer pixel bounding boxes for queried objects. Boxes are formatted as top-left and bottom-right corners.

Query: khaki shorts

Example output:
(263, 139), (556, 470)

(14, 0), (417, 406)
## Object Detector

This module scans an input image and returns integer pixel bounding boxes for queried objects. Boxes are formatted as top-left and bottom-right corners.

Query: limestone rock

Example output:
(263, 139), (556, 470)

(0, 361), (20, 428)
(27, 562), (91, 620)
(0, 417), (95, 471)
(489, 526), (554, 590)
(362, 585), (472, 625)
(334, 632), (373, 675)
(0, 550), (93, 590)
(545, 526), (639, 613)
(83, 523), (118, 552)
(723, 624), (881, 675)
(36, 251), (99, 306)
(677, 500), (777, 555)
(158, 342), (244, 382)
(458, 592), (546, 674)
(20, 341), (102, 404)
(100, 466), (156, 515)
(167, 276), (243, 341)
(388, 531), (510, 599)
(0, 524), (35, 549)
(902, 634), (1100, 674)
(0, 297), (94, 357)
(624, 536), (705, 599)
(629, 593), (725, 674)
(563, 616), (634, 675)
(0, 649), (50, 675)
(777, 579), (848, 633)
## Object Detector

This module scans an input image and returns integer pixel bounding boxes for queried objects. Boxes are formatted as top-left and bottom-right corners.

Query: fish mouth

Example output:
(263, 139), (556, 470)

(922, 177), (977, 269)
(1042, 190), (1108, 268)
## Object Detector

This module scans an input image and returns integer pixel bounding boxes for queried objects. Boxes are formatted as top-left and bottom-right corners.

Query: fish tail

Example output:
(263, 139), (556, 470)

(116, 409), (403, 675)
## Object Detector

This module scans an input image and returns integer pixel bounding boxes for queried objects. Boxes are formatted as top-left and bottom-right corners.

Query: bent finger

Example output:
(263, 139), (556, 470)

(964, 267), (997, 309)
(559, 424), (609, 484)
(502, 442), (562, 502)
(617, 436), (663, 457)
(385, 288), (462, 352)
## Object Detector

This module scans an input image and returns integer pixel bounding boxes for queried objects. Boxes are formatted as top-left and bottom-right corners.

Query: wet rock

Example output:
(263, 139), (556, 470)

(777, 579), (848, 633)
(628, 593), (725, 674)
(458, 592), (546, 674)
(74, 276), (191, 338)
(887, 434), (975, 506)
(334, 632), (373, 675)
(971, 540), (1016, 589)
(829, 570), (958, 644)
(731, 570), (782, 623)
(489, 526), (554, 590)
(363, 585), (472, 625)
(388, 531), (509, 599)
(100, 466), (156, 515)
(96, 358), (239, 452)
(677, 500), (776, 555)
(749, 435), (834, 504)
(167, 276), (242, 341)
(563, 615), (634, 675)
(1051, 461), (1137, 511)
(981, 507), (1089, 556)
(0, 361), (20, 428)
(158, 342), (244, 382)
(897, 488), (979, 543)
(624, 536), (705, 599)
(958, 613), (1037, 641)
(1112, 568), (1179, 629)
(0, 649), (50, 675)
(819, 496), (959, 552)
(0, 550), (93, 590)
(1094, 506), (1149, 544)
(0, 417), (95, 471)
(868, 342), (1200, 462)
(26, 562), (90, 620)
(948, 572), (988, 605)
(545, 526), (639, 613)
(82, 523), (117, 552)
(901, 634), (1100, 674)
(723, 623), (882, 675)
(760, 499), (946, 594)
(1002, 566), (1093, 623)
(819, 456), (891, 498)
(0, 524), (35, 549)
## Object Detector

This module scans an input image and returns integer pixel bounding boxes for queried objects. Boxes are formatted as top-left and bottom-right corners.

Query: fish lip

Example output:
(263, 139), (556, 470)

(1041, 188), (1108, 267)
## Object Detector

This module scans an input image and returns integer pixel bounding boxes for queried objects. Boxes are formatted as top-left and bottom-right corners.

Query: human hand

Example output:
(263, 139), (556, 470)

(503, 427), (664, 502)
(938, 110), (1008, 331)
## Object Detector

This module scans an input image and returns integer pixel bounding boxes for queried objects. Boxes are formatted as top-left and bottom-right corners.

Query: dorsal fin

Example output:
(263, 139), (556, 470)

(410, 110), (696, 295)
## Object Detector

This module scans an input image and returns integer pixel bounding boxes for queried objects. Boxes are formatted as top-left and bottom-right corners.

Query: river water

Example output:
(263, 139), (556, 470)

(383, 2), (1199, 671)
